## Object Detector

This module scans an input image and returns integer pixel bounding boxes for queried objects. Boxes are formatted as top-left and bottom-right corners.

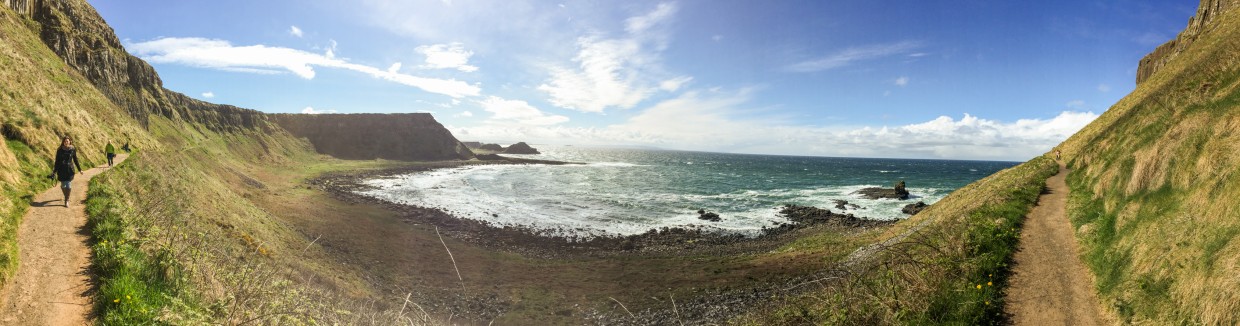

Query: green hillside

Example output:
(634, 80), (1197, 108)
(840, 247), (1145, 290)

(0, 4), (156, 284)
(5, 0), (1239, 324)
(0, 2), (401, 323)
(1056, 3), (1240, 324)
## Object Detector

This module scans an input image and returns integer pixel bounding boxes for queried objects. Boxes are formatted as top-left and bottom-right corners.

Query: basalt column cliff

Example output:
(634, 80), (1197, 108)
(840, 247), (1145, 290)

(3, 0), (271, 132)
(269, 113), (475, 161)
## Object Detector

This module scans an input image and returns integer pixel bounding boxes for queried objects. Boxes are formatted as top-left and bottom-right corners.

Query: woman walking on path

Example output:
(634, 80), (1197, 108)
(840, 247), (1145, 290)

(50, 136), (83, 207)
(105, 142), (116, 166)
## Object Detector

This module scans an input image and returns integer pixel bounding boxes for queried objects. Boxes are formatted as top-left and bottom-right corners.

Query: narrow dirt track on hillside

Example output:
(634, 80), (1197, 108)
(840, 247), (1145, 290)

(0, 154), (127, 325)
(1006, 163), (1107, 325)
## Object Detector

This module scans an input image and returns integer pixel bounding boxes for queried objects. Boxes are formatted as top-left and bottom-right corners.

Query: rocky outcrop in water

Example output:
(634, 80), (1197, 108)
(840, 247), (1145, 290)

(696, 209), (721, 222)
(1136, 0), (1240, 84)
(854, 180), (910, 200)
(778, 205), (893, 228)
(503, 142), (540, 154)
(268, 113), (474, 161)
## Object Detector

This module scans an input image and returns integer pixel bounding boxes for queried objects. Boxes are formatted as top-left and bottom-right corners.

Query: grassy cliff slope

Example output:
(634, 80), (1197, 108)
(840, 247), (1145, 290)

(1055, 1), (1240, 324)
(0, 4), (156, 285)
(2, 0), (463, 323)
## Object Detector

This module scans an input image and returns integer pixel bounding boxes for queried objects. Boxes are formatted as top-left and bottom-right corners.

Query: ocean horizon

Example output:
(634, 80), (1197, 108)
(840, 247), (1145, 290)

(358, 145), (1019, 237)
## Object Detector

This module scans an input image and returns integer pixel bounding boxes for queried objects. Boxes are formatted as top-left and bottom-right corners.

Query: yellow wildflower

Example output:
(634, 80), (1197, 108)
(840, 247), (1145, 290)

(113, 298), (119, 303)
(987, 282), (993, 286)
(976, 284), (982, 290)
(126, 295), (131, 300)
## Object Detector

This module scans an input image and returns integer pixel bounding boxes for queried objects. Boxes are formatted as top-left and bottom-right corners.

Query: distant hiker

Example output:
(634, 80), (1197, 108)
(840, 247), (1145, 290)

(105, 142), (116, 166)
(1055, 150), (1061, 161)
(49, 136), (83, 207)
(122, 141), (131, 153)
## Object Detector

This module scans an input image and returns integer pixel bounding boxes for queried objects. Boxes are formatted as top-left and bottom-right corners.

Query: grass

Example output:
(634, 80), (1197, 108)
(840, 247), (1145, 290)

(85, 161), (201, 323)
(1, 3), (155, 285)
(1055, 6), (1240, 324)
(736, 155), (1058, 325)
(80, 120), (443, 324)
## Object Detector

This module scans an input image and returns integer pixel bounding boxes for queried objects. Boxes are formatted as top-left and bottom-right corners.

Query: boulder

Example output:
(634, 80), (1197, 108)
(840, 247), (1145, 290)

(832, 199), (861, 210)
(902, 201), (929, 215)
(697, 210), (721, 222)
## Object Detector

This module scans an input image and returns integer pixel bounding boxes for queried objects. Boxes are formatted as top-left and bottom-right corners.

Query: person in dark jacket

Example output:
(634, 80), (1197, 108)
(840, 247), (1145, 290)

(50, 136), (83, 207)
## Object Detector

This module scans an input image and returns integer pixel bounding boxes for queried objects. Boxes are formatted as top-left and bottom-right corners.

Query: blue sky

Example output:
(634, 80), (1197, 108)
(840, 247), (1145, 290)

(91, 0), (1195, 160)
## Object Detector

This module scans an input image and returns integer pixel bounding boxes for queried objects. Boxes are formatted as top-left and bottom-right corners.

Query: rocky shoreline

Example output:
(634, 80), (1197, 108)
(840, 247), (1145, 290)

(309, 157), (900, 323)
(311, 158), (897, 259)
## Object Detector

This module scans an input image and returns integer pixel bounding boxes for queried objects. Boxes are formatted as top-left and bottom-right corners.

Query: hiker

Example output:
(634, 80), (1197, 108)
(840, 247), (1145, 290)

(49, 136), (83, 207)
(1055, 150), (1061, 160)
(105, 142), (116, 166)
(122, 141), (130, 153)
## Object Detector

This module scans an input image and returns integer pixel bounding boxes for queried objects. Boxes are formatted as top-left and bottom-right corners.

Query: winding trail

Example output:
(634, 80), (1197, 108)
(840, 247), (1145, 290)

(1006, 163), (1107, 325)
(0, 153), (127, 325)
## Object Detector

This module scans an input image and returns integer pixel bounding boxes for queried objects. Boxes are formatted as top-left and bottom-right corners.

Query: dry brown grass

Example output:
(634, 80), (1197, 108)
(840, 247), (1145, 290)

(735, 156), (1058, 325)
(1059, 5), (1240, 324)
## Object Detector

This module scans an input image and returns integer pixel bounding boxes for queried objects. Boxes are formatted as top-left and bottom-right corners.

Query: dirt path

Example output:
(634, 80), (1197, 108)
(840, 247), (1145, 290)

(1006, 163), (1107, 325)
(0, 153), (127, 325)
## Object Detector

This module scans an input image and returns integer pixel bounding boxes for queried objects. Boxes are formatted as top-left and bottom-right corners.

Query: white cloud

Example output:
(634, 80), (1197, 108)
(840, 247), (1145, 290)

(1066, 99), (1086, 109)
(659, 76), (692, 92)
(478, 96), (569, 125)
(538, 3), (683, 112)
(1097, 83), (1111, 92)
(416, 43), (478, 72)
(289, 25), (303, 38)
(301, 106), (337, 114)
(201, 91), (215, 98)
(387, 62), (402, 73)
(895, 76), (909, 86)
(785, 40), (922, 73)
(325, 39), (338, 59)
(451, 90), (1098, 161)
(128, 37), (481, 98)
(455, 111), (474, 118)
(625, 2), (677, 34)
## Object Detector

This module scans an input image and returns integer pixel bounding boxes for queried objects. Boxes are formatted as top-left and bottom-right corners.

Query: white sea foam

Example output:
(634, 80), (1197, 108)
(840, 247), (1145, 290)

(353, 145), (997, 237)
(359, 167), (947, 236)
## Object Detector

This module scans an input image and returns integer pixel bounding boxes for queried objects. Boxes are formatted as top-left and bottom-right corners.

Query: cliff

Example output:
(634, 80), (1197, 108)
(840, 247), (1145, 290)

(1135, 0), (1240, 85)
(2, 0), (273, 132)
(269, 113), (475, 161)
(1056, 0), (1240, 323)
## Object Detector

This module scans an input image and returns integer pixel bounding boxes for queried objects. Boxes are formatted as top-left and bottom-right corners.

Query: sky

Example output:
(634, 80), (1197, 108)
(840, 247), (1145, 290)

(90, 0), (1196, 161)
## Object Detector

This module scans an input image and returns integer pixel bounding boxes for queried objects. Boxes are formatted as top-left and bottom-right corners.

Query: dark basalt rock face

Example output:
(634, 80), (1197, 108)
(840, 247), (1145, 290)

(268, 113), (475, 161)
(4, 0), (275, 133)
(1136, 0), (1240, 84)
(478, 143), (504, 151)
(503, 142), (540, 154)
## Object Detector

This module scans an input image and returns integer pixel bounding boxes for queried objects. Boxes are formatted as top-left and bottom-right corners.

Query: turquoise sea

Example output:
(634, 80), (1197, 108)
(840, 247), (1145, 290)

(359, 145), (1018, 236)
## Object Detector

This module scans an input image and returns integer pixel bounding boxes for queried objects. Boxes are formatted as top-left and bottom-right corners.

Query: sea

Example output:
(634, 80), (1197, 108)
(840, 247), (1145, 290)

(357, 145), (1018, 237)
